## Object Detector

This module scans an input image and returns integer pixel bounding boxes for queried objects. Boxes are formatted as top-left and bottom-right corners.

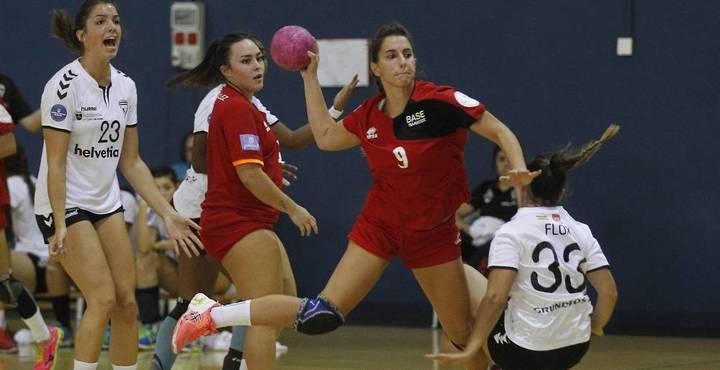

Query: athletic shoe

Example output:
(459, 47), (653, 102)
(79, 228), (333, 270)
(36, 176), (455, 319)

(172, 293), (219, 353)
(138, 323), (157, 350)
(0, 328), (17, 353)
(33, 326), (63, 370)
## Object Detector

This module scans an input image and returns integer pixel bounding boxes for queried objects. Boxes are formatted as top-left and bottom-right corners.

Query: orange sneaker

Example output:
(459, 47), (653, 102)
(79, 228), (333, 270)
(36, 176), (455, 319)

(33, 326), (63, 370)
(172, 293), (219, 353)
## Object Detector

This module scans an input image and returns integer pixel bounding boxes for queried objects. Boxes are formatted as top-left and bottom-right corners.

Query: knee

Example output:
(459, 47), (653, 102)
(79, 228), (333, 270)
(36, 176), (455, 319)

(112, 292), (137, 319)
(294, 295), (345, 335)
(87, 292), (117, 317)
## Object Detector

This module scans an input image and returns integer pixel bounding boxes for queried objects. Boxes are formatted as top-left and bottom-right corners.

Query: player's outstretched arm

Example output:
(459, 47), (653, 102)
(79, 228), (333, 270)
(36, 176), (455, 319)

(587, 268), (618, 336)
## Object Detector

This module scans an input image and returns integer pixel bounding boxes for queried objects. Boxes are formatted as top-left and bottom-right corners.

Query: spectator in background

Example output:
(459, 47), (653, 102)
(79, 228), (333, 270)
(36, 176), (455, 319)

(0, 73), (42, 133)
(455, 146), (517, 275)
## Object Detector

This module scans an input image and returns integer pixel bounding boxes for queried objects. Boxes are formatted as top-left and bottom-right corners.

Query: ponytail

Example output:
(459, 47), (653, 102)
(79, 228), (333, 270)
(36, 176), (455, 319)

(528, 124), (620, 205)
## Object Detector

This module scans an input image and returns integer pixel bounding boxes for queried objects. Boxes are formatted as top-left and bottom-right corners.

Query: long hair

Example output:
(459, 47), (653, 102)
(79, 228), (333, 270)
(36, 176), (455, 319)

(166, 33), (265, 88)
(50, 0), (118, 53)
(369, 22), (415, 92)
(527, 124), (620, 205)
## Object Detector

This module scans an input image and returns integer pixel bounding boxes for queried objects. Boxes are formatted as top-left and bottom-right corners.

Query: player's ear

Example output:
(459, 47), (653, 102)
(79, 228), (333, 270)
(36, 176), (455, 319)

(370, 62), (380, 78)
(76, 29), (85, 43)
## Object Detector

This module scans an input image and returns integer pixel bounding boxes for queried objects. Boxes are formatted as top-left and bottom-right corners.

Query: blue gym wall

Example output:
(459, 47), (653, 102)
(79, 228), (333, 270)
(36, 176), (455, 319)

(2, 0), (718, 335)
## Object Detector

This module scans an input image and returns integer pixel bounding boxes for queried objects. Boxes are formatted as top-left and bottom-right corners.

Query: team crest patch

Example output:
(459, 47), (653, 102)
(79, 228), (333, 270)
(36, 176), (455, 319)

(454, 91), (480, 108)
(119, 99), (128, 115)
(50, 104), (68, 122)
(240, 134), (260, 151)
(552, 214), (561, 222)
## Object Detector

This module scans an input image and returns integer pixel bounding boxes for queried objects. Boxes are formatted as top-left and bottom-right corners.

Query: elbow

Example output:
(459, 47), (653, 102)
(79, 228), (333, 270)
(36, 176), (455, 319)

(315, 138), (335, 151)
(483, 291), (509, 308)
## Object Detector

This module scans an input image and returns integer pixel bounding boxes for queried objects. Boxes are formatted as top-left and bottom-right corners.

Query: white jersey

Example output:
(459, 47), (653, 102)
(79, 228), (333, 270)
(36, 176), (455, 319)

(35, 59), (137, 215)
(8, 176), (48, 262)
(173, 84), (279, 218)
(489, 206), (609, 351)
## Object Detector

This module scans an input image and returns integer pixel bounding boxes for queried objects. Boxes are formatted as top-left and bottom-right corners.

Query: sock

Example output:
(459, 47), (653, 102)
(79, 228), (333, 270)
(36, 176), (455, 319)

(151, 298), (189, 370)
(222, 347), (244, 370)
(51, 295), (72, 329)
(0, 309), (5, 329)
(17, 288), (50, 342)
(73, 360), (98, 370)
(136, 286), (161, 324)
(210, 300), (252, 328)
(112, 365), (137, 370)
(229, 325), (246, 352)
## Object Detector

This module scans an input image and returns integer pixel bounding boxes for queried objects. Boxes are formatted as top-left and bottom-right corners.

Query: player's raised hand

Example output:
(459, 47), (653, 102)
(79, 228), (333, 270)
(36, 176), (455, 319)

(288, 204), (318, 237)
(332, 74), (360, 112)
(163, 212), (203, 258)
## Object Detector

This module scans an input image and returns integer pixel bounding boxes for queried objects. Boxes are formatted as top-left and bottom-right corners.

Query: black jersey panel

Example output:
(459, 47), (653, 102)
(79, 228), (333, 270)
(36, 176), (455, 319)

(392, 99), (475, 140)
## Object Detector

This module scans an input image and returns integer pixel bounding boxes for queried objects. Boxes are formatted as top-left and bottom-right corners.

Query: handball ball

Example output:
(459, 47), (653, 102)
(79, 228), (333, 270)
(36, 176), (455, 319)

(270, 25), (318, 71)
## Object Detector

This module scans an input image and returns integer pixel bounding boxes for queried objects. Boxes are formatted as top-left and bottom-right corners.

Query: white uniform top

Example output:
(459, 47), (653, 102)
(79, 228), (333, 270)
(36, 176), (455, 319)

(173, 84), (279, 219)
(8, 176), (48, 262)
(488, 206), (609, 351)
(35, 59), (137, 215)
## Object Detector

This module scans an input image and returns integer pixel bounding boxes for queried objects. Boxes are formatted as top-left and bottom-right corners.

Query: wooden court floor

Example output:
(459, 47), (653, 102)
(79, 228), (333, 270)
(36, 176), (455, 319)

(2, 325), (719, 369)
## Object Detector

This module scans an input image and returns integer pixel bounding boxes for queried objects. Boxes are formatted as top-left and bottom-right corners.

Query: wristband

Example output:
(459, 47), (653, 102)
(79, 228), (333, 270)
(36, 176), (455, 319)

(328, 106), (343, 120)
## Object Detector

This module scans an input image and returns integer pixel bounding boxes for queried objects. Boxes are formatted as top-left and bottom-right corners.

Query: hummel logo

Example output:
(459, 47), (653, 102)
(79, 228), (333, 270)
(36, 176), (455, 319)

(56, 69), (77, 100)
(493, 332), (509, 344)
(42, 215), (53, 227)
(366, 127), (378, 139)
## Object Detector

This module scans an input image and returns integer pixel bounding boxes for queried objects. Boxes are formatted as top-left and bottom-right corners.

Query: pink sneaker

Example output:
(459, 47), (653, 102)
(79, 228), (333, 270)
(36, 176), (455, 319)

(34, 326), (63, 370)
(172, 293), (219, 353)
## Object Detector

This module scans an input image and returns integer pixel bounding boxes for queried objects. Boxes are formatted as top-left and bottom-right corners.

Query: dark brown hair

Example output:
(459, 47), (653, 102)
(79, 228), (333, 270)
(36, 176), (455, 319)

(527, 124), (620, 205)
(166, 33), (265, 88)
(369, 22), (415, 91)
(50, 0), (118, 53)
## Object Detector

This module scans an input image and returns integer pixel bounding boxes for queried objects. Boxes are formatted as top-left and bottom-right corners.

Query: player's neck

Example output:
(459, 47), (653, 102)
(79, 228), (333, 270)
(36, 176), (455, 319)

(382, 82), (414, 117)
(79, 56), (111, 86)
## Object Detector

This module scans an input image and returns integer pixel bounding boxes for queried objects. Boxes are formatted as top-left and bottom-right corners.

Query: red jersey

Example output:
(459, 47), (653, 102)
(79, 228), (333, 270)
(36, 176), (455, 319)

(0, 104), (14, 206)
(342, 81), (486, 230)
(201, 85), (282, 235)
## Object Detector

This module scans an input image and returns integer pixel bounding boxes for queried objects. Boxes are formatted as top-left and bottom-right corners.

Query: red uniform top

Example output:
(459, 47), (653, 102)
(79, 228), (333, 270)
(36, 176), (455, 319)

(0, 104), (15, 206)
(342, 81), (486, 230)
(201, 85), (282, 235)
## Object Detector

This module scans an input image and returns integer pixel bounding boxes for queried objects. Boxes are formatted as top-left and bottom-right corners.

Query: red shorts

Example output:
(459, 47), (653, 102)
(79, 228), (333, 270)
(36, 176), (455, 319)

(348, 213), (461, 269)
(200, 222), (275, 262)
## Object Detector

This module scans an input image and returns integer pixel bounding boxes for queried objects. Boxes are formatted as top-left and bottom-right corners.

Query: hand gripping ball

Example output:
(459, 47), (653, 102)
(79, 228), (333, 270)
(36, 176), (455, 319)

(270, 25), (318, 71)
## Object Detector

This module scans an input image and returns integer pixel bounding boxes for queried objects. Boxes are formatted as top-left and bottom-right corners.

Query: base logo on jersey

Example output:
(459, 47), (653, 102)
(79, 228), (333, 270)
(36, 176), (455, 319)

(240, 134), (261, 151)
(454, 91), (480, 108)
(366, 127), (378, 139)
(50, 104), (68, 122)
(406, 110), (427, 127)
(119, 99), (128, 115)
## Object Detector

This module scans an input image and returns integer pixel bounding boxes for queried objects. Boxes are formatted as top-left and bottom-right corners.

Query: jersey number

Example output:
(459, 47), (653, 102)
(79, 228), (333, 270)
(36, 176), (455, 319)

(99, 120), (121, 143)
(530, 242), (587, 294)
(393, 146), (409, 168)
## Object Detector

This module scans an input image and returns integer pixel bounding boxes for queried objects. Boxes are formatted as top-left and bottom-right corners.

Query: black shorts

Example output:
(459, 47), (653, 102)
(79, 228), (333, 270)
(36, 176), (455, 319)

(488, 313), (590, 370)
(35, 206), (124, 243)
(26, 253), (48, 294)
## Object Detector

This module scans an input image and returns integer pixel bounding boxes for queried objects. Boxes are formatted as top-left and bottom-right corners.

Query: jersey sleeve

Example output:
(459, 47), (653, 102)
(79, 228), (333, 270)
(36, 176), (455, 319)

(40, 77), (76, 133)
(126, 81), (138, 127)
(2, 76), (33, 122)
(193, 86), (221, 133)
(431, 84), (486, 128)
(488, 227), (521, 270)
(341, 102), (370, 138)
(583, 228), (610, 272)
(252, 97), (279, 126)
(219, 101), (265, 167)
(0, 105), (15, 134)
